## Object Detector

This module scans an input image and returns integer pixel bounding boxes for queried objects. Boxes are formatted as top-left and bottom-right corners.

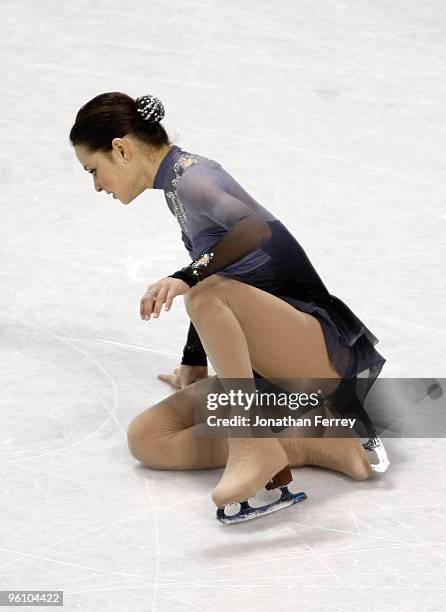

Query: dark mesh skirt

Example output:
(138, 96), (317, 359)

(223, 255), (386, 440)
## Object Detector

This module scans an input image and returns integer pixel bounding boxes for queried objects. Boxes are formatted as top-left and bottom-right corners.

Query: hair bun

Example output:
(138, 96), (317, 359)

(135, 94), (165, 123)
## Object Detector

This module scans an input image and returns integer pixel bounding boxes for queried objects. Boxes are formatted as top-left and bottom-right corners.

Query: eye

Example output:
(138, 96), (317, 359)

(89, 169), (96, 176)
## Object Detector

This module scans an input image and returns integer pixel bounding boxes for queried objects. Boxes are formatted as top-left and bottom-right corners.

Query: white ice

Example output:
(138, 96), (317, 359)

(1, 0), (446, 610)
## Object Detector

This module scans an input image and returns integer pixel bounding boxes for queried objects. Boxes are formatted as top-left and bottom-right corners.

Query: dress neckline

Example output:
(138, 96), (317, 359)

(153, 145), (182, 190)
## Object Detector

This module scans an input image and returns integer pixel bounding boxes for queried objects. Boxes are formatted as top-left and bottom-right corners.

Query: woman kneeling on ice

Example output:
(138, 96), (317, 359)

(70, 92), (389, 524)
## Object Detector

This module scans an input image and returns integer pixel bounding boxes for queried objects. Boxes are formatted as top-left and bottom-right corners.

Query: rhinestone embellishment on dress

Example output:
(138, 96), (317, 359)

(165, 153), (199, 233)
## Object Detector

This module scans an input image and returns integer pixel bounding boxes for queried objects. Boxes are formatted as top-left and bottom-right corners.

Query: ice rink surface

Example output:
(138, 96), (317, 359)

(1, 0), (446, 610)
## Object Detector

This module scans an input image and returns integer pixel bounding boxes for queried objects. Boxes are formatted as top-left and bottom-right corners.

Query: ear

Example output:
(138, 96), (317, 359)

(111, 137), (130, 164)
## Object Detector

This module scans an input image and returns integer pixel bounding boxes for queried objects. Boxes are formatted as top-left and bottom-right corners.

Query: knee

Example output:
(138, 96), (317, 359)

(184, 275), (230, 317)
(127, 416), (184, 470)
(127, 416), (164, 468)
(127, 416), (148, 463)
(183, 285), (202, 316)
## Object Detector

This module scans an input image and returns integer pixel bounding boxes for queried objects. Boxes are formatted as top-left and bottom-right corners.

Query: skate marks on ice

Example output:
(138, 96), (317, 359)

(0, 312), (164, 609)
(0, 314), (120, 463)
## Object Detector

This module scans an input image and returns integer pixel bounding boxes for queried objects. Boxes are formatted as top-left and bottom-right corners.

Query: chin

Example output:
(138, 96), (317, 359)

(121, 193), (137, 205)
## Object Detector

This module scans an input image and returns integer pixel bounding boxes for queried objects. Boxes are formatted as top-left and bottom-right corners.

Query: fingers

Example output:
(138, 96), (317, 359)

(140, 291), (152, 319)
(140, 289), (163, 320)
(140, 287), (173, 320)
(151, 287), (169, 318)
(157, 373), (181, 389)
(140, 292), (155, 320)
(140, 278), (187, 321)
(164, 293), (173, 313)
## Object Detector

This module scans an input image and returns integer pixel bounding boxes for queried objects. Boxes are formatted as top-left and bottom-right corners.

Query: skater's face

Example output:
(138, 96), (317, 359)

(74, 137), (149, 205)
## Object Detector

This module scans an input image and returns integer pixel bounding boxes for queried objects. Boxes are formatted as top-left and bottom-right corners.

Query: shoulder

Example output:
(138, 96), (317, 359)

(176, 156), (225, 204)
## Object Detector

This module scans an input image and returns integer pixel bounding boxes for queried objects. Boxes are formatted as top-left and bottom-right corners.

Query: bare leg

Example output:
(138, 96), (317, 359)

(127, 386), (369, 479)
(128, 274), (370, 482)
(127, 375), (229, 470)
(183, 274), (370, 501)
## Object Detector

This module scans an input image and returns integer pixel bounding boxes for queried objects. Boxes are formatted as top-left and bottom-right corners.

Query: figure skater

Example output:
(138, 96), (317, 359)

(70, 92), (389, 524)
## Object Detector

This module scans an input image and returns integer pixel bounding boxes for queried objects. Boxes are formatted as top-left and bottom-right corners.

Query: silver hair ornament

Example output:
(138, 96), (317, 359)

(135, 95), (165, 123)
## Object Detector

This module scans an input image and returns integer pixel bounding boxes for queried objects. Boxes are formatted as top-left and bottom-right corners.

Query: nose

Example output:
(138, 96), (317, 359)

(94, 177), (103, 192)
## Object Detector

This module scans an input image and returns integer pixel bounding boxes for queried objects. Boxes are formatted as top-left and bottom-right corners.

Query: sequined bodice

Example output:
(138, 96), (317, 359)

(165, 153), (199, 233)
(152, 144), (276, 274)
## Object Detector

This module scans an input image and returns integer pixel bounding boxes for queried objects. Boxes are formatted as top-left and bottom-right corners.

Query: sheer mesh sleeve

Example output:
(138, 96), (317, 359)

(168, 166), (273, 286)
(170, 216), (272, 286)
(178, 164), (263, 230)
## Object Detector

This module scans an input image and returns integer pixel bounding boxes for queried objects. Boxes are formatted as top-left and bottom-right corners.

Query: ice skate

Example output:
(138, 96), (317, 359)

(322, 394), (390, 474)
(362, 435), (390, 472)
(212, 438), (306, 524)
(280, 435), (372, 480)
(279, 404), (389, 479)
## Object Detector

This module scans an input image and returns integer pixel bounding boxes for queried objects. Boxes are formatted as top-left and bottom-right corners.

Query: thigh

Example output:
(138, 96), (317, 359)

(127, 374), (229, 470)
(194, 275), (340, 381)
(128, 374), (223, 437)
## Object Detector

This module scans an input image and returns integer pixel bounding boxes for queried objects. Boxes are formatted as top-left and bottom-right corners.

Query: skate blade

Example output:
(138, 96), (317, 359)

(216, 486), (307, 525)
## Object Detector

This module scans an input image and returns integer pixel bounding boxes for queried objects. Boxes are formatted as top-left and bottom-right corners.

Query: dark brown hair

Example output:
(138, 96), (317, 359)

(69, 92), (171, 155)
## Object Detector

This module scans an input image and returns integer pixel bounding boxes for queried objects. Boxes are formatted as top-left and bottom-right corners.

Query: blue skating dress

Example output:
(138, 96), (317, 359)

(153, 145), (386, 438)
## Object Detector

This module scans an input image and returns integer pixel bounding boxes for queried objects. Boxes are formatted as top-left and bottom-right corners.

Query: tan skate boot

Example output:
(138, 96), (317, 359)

(212, 437), (307, 524)
(280, 400), (390, 478)
(280, 435), (372, 480)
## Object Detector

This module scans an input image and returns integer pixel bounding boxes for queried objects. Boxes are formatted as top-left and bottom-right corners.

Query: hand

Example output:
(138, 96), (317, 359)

(158, 365), (209, 389)
(140, 277), (190, 320)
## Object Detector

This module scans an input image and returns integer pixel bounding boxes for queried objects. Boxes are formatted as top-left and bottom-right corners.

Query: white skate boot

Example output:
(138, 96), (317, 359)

(362, 436), (390, 473)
